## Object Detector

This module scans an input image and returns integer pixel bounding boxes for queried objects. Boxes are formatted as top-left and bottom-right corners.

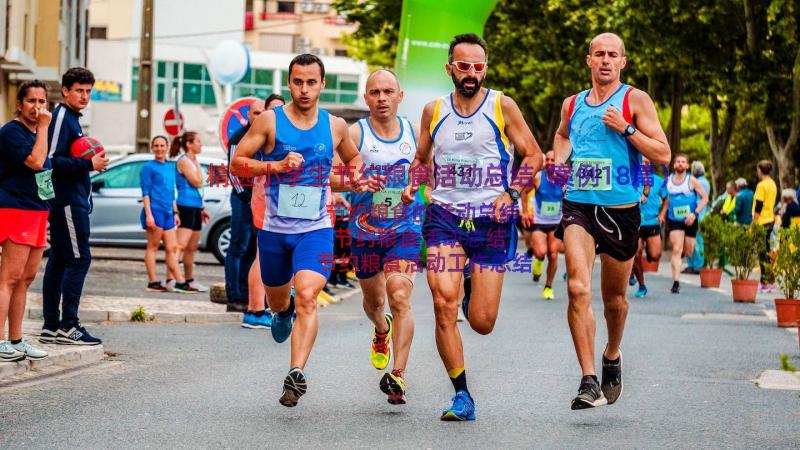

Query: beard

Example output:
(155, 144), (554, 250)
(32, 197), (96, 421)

(451, 73), (483, 98)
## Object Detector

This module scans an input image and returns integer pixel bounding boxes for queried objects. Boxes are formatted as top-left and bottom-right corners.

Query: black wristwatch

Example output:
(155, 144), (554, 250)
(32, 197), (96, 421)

(506, 188), (521, 204)
(622, 124), (636, 137)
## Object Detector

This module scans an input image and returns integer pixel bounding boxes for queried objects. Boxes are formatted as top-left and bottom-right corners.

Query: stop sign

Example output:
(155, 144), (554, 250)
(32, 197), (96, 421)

(163, 109), (185, 136)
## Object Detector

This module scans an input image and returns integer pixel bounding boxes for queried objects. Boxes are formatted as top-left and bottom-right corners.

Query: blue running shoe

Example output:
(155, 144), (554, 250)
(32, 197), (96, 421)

(440, 390), (476, 421)
(242, 311), (272, 329)
(628, 273), (637, 286)
(271, 295), (295, 344)
(635, 285), (648, 298)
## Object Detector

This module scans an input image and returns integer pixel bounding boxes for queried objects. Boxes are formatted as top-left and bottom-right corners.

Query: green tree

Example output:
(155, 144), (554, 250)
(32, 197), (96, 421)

(332, 0), (402, 69)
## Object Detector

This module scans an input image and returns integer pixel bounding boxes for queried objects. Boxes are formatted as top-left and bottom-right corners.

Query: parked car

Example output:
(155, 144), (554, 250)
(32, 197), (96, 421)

(88, 153), (232, 263)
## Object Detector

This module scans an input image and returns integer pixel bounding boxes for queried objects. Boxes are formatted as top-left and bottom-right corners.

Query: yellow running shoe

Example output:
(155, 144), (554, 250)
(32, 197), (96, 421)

(380, 369), (407, 404)
(370, 313), (393, 370)
(533, 258), (544, 282)
(319, 289), (339, 304)
(316, 292), (332, 307)
(542, 286), (554, 300)
(346, 269), (357, 281)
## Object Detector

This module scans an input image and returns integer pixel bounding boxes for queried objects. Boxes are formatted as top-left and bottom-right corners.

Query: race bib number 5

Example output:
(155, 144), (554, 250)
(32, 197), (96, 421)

(277, 185), (322, 220)
(372, 187), (403, 219)
(572, 158), (612, 191)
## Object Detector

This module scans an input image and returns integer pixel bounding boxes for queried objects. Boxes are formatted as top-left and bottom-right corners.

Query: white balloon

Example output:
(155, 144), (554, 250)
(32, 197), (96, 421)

(208, 40), (250, 85)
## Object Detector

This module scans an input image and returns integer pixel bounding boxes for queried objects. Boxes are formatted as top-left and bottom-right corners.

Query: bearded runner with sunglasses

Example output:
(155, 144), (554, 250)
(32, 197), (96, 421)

(553, 33), (671, 410)
(401, 33), (543, 421)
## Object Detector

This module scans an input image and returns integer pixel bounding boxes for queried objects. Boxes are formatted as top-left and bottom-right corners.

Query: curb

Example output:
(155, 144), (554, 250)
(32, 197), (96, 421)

(25, 307), (243, 324)
(0, 343), (105, 385)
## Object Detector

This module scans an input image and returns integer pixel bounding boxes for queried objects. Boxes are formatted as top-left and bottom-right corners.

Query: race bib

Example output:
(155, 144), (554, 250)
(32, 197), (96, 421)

(572, 158), (612, 191)
(442, 155), (483, 188)
(540, 200), (561, 217)
(372, 187), (404, 219)
(277, 185), (322, 220)
(35, 169), (55, 201)
(673, 205), (691, 219)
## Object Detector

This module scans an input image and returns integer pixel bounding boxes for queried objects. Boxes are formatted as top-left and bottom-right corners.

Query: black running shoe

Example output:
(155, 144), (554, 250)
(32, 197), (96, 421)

(571, 376), (607, 410)
(279, 367), (307, 407)
(462, 271), (472, 320)
(601, 351), (623, 405)
(671, 281), (680, 294)
(146, 281), (166, 292)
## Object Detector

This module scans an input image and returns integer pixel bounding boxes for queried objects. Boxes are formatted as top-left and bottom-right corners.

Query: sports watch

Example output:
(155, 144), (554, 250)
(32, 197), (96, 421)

(622, 124), (636, 137)
(506, 188), (521, 204)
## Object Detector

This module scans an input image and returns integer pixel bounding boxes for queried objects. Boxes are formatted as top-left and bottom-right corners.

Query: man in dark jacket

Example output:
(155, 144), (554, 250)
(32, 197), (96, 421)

(40, 68), (108, 345)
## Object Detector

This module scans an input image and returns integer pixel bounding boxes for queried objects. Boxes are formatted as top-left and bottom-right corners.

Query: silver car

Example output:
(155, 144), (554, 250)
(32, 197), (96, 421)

(88, 153), (232, 263)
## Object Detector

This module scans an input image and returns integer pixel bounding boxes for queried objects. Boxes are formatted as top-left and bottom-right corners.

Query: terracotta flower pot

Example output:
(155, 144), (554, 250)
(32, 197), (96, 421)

(641, 255), (659, 273)
(774, 298), (800, 327)
(731, 279), (758, 303)
(699, 268), (722, 288)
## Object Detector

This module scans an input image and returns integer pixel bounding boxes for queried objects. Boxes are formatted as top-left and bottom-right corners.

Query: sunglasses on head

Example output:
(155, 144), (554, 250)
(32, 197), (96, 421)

(451, 61), (486, 73)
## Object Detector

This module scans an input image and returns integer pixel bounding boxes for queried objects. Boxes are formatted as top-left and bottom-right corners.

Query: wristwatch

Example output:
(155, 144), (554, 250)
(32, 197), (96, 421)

(622, 124), (636, 137)
(506, 188), (521, 204)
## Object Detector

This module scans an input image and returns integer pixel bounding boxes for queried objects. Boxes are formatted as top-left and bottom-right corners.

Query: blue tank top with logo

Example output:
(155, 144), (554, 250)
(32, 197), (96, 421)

(566, 84), (642, 206)
(534, 169), (563, 225)
(666, 173), (697, 222)
(256, 105), (333, 234)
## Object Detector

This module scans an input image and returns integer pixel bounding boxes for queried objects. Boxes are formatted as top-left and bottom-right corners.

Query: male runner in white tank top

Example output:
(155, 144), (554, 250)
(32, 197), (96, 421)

(402, 33), (544, 421)
(334, 69), (422, 405)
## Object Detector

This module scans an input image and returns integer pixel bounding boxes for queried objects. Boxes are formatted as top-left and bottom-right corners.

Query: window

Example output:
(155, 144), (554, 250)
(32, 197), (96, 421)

(277, 1), (295, 13)
(233, 68), (275, 99)
(181, 63), (216, 106)
(89, 26), (107, 39)
(334, 49), (348, 57)
(92, 161), (148, 189)
(132, 61), (182, 103)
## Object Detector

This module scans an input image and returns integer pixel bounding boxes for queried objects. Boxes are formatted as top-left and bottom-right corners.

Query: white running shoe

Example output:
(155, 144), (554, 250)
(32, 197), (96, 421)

(12, 339), (48, 360)
(0, 340), (26, 362)
(188, 280), (209, 292)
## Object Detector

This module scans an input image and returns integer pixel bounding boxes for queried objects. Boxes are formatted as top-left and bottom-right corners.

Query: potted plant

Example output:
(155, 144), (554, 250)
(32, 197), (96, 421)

(774, 227), (800, 327)
(724, 222), (766, 302)
(698, 214), (725, 288)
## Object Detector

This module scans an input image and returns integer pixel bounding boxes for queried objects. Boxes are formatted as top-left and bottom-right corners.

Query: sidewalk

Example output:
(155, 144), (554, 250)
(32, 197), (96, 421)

(0, 321), (105, 386)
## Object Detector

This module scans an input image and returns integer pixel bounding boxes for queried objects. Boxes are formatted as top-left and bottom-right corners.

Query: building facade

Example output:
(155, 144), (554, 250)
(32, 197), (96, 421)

(86, 0), (367, 154)
(1, 0), (89, 121)
(245, 0), (356, 57)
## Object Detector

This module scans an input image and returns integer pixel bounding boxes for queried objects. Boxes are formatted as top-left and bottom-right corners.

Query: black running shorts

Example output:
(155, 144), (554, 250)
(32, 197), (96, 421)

(556, 199), (640, 261)
(638, 224), (662, 240)
(178, 205), (203, 231)
(666, 219), (698, 238)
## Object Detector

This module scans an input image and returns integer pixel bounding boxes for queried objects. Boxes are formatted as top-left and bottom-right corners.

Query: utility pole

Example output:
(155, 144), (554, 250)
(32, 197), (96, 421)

(134, 0), (154, 153)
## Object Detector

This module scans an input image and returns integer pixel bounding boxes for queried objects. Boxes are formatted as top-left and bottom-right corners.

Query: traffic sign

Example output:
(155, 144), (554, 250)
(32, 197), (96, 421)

(163, 108), (185, 136)
(219, 96), (257, 151)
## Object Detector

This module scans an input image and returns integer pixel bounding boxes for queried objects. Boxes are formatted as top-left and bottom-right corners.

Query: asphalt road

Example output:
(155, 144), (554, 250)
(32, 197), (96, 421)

(4, 252), (800, 449)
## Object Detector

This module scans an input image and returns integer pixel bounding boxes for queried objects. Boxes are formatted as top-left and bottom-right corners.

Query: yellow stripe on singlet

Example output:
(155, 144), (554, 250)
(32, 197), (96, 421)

(493, 92), (511, 156)
(429, 98), (442, 137)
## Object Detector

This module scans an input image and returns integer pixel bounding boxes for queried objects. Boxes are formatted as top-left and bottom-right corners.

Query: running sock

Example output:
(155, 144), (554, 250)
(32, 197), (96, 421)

(186, 278), (194, 283)
(526, 248), (534, 258)
(10, 339), (21, 345)
(253, 309), (265, 317)
(545, 285), (552, 289)
(603, 354), (621, 365)
(448, 368), (469, 394)
(582, 375), (599, 385)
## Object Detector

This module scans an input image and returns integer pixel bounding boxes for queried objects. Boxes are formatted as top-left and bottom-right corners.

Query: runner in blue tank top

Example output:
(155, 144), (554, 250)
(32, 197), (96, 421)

(630, 157), (667, 298)
(337, 70), (422, 405)
(658, 154), (708, 294)
(231, 54), (379, 408)
(529, 151), (565, 300)
(553, 33), (671, 410)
